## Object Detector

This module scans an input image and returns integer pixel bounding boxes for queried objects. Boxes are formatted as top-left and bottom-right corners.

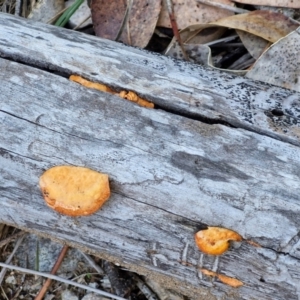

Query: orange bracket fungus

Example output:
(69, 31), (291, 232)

(200, 268), (244, 288)
(39, 166), (110, 216)
(195, 226), (242, 255)
(69, 75), (154, 108)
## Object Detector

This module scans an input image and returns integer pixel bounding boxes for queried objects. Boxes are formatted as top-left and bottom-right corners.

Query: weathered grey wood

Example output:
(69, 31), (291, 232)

(0, 13), (300, 146)
(1, 56), (300, 299)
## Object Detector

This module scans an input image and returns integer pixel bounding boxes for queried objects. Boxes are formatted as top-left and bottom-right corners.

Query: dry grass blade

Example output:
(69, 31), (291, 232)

(34, 245), (69, 300)
(0, 262), (128, 300)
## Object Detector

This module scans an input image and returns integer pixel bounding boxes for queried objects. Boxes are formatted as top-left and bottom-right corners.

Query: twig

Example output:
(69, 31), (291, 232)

(203, 35), (239, 46)
(133, 275), (159, 300)
(102, 261), (134, 297)
(14, 0), (21, 16)
(164, 0), (188, 61)
(0, 262), (127, 300)
(196, 0), (248, 14)
(0, 231), (26, 248)
(34, 245), (69, 300)
(0, 285), (9, 300)
(0, 235), (25, 284)
(79, 250), (104, 275)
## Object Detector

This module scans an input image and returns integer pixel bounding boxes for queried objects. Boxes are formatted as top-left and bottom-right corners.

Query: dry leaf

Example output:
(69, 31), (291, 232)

(236, 30), (270, 60)
(158, 0), (234, 29)
(166, 10), (298, 73)
(195, 226), (242, 255)
(232, 0), (300, 9)
(91, 0), (126, 40)
(213, 10), (299, 43)
(91, 0), (161, 48)
(246, 28), (300, 92)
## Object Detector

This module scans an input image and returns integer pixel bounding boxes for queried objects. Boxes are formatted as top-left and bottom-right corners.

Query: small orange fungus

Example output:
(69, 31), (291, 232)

(70, 75), (113, 93)
(195, 226), (242, 255)
(69, 75), (154, 108)
(246, 239), (261, 247)
(200, 268), (244, 288)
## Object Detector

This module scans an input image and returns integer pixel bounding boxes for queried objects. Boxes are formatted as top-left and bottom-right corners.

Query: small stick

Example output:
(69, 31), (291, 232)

(0, 231), (26, 248)
(164, 0), (188, 61)
(0, 235), (25, 284)
(80, 250), (104, 275)
(0, 262), (127, 300)
(34, 245), (69, 300)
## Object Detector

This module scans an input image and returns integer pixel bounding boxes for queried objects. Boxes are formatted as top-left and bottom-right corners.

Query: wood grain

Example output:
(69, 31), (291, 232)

(1, 56), (300, 299)
(0, 13), (299, 146)
(1, 13), (300, 299)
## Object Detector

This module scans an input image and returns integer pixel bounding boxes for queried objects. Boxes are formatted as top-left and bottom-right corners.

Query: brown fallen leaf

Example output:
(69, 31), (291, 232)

(91, 0), (126, 41)
(200, 268), (244, 288)
(232, 0), (300, 9)
(69, 75), (154, 108)
(246, 28), (300, 92)
(91, 0), (161, 48)
(213, 10), (299, 43)
(195, 226), (242, 255)
(166, 10), (298, 73)
(158, 0), (234, 29)
(236, 29), (270, 60)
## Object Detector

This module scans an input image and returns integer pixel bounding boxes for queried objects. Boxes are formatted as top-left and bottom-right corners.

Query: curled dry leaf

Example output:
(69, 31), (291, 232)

(195, 226), (242, 255)
(39, 166), (110, 216)
(69, 75), (154, 108)
(200, 268), (244, 288)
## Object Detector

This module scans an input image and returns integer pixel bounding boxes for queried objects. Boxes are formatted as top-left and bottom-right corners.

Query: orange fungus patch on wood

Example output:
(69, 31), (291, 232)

(39, 166), (110, 217)
(69, 75), (154, 108)
(200, 268), (244, 288)
(195, 226), (242, 255)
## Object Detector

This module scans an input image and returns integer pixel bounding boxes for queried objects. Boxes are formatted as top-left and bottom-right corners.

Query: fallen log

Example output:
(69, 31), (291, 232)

(0, 13), (300, 300)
